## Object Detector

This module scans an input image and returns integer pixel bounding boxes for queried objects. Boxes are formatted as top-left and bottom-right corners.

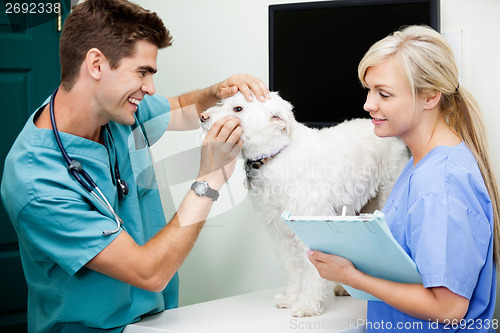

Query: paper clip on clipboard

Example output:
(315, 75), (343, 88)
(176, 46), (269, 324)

(281, 209), (422, 301)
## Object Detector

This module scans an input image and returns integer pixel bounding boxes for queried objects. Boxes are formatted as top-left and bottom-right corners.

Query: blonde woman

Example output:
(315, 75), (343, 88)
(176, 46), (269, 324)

(308, 25), (499, 332)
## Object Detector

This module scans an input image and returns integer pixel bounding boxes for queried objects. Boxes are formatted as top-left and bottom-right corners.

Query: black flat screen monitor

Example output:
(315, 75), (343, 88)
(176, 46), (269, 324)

(269, 0), (440, 128)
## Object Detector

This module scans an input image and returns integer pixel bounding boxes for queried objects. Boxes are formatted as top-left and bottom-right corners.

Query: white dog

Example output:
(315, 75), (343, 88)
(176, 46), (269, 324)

(200, 92), (409, 317)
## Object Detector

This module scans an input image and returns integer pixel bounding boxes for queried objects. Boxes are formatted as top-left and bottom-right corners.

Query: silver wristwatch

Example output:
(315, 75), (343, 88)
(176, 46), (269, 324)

(191, 181), (219, 201)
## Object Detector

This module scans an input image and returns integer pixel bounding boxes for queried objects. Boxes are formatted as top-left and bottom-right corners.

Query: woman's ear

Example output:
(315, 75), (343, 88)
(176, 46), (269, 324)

(85, 48), (106, 81)
(423, 90), (441, 110)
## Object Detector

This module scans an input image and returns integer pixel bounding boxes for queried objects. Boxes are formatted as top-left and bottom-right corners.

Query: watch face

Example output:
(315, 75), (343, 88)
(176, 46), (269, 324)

(194, 182), (208, 194)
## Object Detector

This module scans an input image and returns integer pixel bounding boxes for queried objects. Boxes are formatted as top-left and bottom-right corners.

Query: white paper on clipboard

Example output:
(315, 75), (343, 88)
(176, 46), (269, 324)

(281, 210), (422, 301)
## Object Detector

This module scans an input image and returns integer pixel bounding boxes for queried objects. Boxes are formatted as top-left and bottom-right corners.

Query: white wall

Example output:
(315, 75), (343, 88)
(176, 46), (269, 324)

(137, 0), (500, 307)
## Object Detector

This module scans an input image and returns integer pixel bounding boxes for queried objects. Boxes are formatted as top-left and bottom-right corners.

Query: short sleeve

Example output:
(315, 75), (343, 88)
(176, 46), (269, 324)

(136, 94), (171, 146)
(17, 194), (121, 276)
(406, 193), (491, 299)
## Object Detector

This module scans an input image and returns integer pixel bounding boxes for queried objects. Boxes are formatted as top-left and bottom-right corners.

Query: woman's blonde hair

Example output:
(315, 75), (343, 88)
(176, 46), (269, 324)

(358, 25), (500, 264)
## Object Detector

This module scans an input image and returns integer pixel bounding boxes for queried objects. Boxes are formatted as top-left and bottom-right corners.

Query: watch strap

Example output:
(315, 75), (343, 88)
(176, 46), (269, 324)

(191, 181), (219, 201)
(205, 186), (220, 201)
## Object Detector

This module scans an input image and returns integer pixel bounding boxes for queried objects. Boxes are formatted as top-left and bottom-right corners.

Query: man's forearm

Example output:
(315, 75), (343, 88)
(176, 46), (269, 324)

(139, 190), (217, 290)
(178, 84), (220, 116)
(166, 84), (220, 131)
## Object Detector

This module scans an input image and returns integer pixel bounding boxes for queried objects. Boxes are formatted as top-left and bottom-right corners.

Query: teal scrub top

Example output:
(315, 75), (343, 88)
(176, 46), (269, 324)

(1, 93), (179, 332)
(367, 143), (496, 332)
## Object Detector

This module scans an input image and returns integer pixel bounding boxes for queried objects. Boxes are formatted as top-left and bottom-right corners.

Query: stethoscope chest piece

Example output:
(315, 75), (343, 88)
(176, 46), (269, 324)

(117, 179), (129, 200)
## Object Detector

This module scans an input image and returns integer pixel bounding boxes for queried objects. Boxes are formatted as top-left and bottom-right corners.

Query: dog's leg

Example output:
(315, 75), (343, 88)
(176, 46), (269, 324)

(290, 255), (334, 317)
(274, 274), (302, 309)
(273, 235), (304, 309)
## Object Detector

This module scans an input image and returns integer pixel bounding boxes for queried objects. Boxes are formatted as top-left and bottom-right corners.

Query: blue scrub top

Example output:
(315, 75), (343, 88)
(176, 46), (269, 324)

(1, 94), (179, 332)
(367, 142), (496, 332)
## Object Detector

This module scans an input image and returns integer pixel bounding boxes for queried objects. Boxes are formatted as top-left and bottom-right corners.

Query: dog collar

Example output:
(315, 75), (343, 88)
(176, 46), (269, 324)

(244, 146), (287, 190)
(245, 146), (288, 171)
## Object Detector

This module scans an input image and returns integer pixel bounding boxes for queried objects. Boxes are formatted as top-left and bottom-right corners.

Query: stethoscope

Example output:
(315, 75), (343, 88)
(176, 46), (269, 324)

(49, 87), (129, 236)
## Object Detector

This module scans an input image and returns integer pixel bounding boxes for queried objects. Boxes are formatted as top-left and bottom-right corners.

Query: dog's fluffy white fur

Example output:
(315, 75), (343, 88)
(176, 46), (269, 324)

(201, 92), (409, 317)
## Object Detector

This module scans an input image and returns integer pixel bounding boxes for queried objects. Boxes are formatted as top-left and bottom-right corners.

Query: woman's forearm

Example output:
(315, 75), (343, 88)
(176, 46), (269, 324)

(308, 251), (469, 323)
(350, 270), (469, 322)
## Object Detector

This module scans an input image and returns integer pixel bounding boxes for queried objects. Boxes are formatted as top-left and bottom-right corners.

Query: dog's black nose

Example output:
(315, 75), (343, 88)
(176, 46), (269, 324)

(233, 106), (243, 112)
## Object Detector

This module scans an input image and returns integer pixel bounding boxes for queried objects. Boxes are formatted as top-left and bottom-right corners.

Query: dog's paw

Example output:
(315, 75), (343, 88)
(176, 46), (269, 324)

(274, 293), (293, 309)
(334, 284), (351, 296)
(291, 304), (323, 317)
(289, 297), (323, 317)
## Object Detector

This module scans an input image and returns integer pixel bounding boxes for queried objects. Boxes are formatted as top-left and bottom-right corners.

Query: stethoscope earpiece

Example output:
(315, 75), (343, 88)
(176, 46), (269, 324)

(50, 87), (127, 236)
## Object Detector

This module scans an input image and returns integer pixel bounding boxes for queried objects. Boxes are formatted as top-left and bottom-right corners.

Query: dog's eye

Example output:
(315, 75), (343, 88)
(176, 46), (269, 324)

(233, 106), (243, 112)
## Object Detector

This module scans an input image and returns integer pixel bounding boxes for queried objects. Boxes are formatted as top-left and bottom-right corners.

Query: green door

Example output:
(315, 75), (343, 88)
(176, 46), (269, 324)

(0, 1), (71, 330)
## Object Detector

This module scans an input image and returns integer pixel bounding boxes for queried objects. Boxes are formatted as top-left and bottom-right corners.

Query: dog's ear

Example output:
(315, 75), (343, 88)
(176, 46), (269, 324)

(271, 116), (288, 134)
(268, 92), (295, 136)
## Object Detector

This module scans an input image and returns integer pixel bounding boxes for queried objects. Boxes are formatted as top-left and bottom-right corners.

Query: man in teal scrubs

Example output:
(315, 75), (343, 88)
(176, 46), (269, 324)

(0, 0), (269, 332)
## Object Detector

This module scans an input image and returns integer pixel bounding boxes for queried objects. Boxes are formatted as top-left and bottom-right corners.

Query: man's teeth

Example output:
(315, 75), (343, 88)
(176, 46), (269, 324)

(128, 97), (140, 106)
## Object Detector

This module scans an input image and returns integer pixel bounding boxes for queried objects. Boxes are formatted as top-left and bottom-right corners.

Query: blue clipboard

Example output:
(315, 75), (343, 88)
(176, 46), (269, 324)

(281, 210), (421, 301)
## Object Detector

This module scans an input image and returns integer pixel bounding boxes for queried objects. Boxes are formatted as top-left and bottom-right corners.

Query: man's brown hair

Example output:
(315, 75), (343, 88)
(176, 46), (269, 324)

(59, 0), (172, 91)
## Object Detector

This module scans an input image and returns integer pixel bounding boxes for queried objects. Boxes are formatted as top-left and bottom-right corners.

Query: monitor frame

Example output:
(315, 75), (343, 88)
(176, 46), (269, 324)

(269, 0), (440, 128)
